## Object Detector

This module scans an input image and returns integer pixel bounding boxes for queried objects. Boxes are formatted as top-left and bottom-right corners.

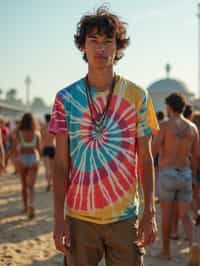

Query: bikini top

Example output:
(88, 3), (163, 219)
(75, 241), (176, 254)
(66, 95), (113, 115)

(19, 131), (37, 148)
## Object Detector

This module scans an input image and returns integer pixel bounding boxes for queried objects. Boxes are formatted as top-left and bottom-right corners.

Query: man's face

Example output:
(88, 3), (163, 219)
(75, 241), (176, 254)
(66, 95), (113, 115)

(82, 29), (117, 69)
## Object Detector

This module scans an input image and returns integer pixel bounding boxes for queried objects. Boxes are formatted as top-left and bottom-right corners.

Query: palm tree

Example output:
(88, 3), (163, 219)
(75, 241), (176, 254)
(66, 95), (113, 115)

(6, 88), (17, 103)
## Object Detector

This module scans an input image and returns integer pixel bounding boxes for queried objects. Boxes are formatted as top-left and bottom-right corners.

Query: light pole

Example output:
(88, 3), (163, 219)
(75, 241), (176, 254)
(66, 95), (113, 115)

(24, 75), (31, 111)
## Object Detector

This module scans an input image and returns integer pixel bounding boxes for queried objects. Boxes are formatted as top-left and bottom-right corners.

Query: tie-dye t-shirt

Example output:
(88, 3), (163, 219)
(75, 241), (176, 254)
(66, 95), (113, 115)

(49, 75), (158, 224)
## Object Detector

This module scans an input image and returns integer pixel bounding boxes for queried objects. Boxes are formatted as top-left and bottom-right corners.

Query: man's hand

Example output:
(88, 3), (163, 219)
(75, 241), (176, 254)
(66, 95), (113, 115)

(53, 220), (71, 256)
(137, 211), (157, 247)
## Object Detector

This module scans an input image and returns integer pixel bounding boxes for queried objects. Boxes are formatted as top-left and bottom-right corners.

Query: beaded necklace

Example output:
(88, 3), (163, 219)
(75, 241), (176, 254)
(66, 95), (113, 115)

(85, 74), (116, 134)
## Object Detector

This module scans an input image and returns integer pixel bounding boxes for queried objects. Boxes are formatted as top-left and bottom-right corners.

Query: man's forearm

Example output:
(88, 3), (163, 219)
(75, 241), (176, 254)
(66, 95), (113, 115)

(53, 161), (68, 222)
(140, 157), (156, 213)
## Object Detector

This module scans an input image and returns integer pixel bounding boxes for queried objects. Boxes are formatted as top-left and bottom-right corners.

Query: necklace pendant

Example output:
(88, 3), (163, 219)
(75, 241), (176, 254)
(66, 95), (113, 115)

(96, 114), (103, 123)
(94, 124), (104, 134)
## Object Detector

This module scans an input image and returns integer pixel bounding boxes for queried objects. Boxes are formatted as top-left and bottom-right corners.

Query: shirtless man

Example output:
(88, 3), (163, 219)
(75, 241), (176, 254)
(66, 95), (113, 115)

(41, 114), (55, 191)
(152, 93), (199, 259)
(170, 104), (195, 241)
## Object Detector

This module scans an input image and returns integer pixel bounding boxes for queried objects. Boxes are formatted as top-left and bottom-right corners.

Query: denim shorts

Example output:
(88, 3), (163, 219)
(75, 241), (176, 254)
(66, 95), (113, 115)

(17, 153), (39, 167)
(157, 167), (192, 202)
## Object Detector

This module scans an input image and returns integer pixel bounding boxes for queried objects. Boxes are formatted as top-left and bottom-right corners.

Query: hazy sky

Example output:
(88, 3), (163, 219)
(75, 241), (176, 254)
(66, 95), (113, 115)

(0, 0), (198, 104)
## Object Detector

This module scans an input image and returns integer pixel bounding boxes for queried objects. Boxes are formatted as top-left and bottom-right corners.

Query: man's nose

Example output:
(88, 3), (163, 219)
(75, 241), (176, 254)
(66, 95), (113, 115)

(95, 43), (105, 51)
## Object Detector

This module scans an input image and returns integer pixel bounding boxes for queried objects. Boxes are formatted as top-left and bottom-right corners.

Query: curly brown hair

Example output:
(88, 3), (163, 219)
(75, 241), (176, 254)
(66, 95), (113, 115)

(165, 93), (186, 114)
(74, 5), (130, 63)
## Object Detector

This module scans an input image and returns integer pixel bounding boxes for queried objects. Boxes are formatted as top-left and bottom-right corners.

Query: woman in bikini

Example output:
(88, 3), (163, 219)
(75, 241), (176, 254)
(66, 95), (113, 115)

(8, 113), (41, 218)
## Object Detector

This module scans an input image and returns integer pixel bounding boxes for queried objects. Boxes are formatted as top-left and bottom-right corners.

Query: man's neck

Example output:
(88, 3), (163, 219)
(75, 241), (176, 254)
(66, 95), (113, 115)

(87, 67), (115, 91)
(170, 113), (183, 119)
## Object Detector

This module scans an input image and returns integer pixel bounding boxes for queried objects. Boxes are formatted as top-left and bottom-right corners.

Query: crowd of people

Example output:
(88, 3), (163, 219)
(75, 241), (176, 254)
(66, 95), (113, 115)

(0, 99), (199, 265)
(1, 5), (200, 266)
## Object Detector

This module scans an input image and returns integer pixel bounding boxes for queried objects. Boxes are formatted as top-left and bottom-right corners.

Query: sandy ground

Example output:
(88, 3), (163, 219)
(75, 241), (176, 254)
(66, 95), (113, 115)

(0, 164), (198, 266)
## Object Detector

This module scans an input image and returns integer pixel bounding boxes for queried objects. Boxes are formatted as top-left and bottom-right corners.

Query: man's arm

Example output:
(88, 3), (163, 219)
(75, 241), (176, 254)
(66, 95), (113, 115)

(191, 126), (200, 179)
(138, 135), (155, 214)
(53, 133), (71, 255)
(54, 133), (69, 222)
(137, 134), (157, 246)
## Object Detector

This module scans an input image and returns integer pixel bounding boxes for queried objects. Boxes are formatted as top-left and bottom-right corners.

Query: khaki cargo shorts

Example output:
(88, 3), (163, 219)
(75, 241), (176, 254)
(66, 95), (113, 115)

(64, 216), (145, 266)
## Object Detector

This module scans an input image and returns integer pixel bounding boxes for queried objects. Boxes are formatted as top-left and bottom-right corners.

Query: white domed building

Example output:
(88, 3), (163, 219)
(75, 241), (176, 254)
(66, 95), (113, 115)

(147, 64), (195, 113)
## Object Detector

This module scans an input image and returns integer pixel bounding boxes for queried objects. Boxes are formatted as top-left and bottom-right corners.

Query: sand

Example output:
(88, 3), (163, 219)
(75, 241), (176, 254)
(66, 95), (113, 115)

(0, 165), (196, 266)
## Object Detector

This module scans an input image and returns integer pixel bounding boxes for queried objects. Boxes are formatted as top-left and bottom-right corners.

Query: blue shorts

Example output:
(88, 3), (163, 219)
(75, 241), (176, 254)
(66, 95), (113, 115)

(157, 167), (192, 202)
(17, 154), (39, 167)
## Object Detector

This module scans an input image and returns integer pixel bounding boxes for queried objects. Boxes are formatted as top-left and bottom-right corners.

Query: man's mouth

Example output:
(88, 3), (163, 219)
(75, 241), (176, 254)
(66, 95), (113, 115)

(94, 55), (107, 60)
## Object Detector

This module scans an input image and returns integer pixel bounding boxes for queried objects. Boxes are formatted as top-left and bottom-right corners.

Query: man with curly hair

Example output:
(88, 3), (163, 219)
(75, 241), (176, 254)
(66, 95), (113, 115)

(49, 6), (158, 266)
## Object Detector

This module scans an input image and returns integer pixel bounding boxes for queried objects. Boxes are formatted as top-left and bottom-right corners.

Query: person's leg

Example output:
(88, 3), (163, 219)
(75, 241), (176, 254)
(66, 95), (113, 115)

(178, 202), (193, 244)
(157, 168), (178, 258)
(177, 168), (193, 244)
(12, 150), (19, 175)
(104, 217), (145, 266)
(193, 183), (200, 222)
(26, 164), (38, 218)
(48, 147), (55, 190)
(48, 157), (54, 190)
(16, 160), (28, 212)
(160, 200), (174, 258)
(170, 202), (179, 239)
(69, 218), (104, 266)
(43, 156), (51, 191)
(21, 170), (28, 212)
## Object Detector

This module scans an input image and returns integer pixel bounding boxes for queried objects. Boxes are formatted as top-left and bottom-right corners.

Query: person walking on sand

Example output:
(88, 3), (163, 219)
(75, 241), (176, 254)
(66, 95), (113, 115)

(41, 113), (55, 192)
(49, 6), (158, 266)
(152, 93), (199, 260)
(170, 104), (197, 241)
(7, 113), (41, 219)
(0, 125), (5, 175)
(192, 111), (200, 225)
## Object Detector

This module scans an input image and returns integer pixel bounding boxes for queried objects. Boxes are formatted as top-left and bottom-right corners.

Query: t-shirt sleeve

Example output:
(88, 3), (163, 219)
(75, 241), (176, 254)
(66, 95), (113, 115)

(49, 94), (67, 134)
(136, 91), (159, 137)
